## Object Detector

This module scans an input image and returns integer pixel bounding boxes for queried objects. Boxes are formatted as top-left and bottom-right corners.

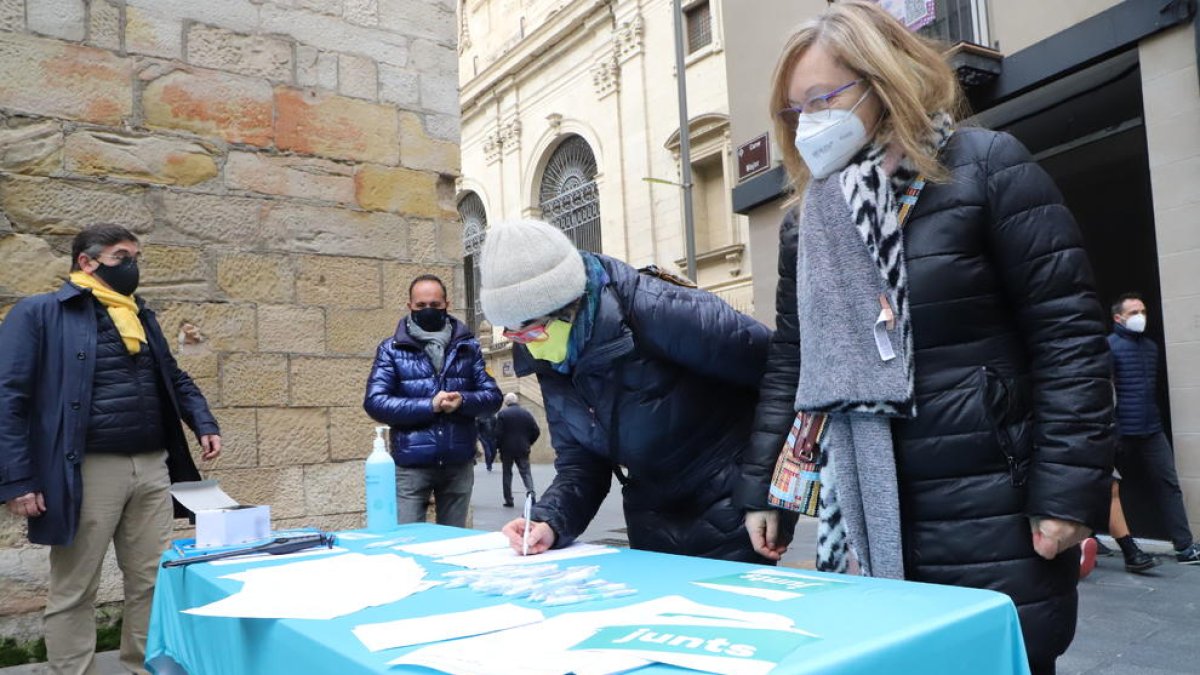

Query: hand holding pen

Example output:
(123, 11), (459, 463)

(501, 493), (556, 555)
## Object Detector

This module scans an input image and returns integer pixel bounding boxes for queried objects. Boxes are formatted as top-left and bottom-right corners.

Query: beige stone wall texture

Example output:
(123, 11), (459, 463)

(0, 0), (460, 641)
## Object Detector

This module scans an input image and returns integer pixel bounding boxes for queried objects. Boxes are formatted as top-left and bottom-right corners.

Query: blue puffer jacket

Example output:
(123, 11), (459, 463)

(516, 255), (772, 563)
(364, 316), (502, 467)
(1108, 323), (1162, 436)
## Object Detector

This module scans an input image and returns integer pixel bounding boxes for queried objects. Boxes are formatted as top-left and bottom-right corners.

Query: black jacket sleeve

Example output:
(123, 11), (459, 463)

(984, 132), (1114, 532)
(0, 299), (42, 500)
(735, 208), (801, 512)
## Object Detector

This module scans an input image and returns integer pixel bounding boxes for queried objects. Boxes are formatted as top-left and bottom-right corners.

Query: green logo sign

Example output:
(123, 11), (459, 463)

(571, 624), (818, 662)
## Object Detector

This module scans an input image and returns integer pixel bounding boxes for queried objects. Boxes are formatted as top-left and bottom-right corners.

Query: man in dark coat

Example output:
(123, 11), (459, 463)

(364, 274), (502, 526)
(0, 224), (221, 674)
(1108, 293), (1200, 564)
(741, 129), (1115, 669)
(478, 219), (773, 563)
(495, 392), (539, 507)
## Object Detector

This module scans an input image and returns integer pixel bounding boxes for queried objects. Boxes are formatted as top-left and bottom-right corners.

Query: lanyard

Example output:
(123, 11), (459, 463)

(876, 174), (928, 356)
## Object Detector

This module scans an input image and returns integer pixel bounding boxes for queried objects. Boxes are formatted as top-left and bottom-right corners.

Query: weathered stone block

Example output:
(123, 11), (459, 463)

(0, 32), (132, 124)
(143, 68), (273, 147)
(154, 301), (257, 352)
(260, 203), (409, 260)
(304, 461), (364, 516)
(398, 111), (459, 173)
(176, 349), (219, 380)
(345, 0), (380, 27)
(126, 5), (182, 59)
(139, 244), (209, 293)
(296, 45), (338, 90)
(189, 407), (257, 469)
(295, 0), (344, 16)
(258, 304), (326, 354)
(0, 0), (24, 32)
(27, 0), (86, 42)
(221, 352), (288, 407)
(424, 112), (460, 142)
(382, 260), (454, 308)
(419, 72), (460, 116)
(274, 513), (363, 534)
(0, 176), (153, 236)
(0, 117), (64, 176)
(216, 252), (293, 304)
(206, 466), (305, 518)
(410, 216), (463, 264)
(379, 0), (454, 42)
(0, 234), (67, 297)
(338, 52), (378, 100)
(329, 406), (379, 461)
(0, 509), (28, 549)
(289, 355), (373, 407)
(258, 3), (409, 68)
(158, 191), (266, 246)
(326, 307), (399, 355)
(274, 87), (398, 164)
(258, 407), (330, 466)
(294, 254), (381, 309)
(379, 63), (419, 108)
(87, 0), (122, 52)
(0, 547), (51, 616)
(224, 151), (356, 204)
(186, 23), (294, 82)
(355, 165), (440, 218)
(64, 130), (219, 186)
(410, 39), (455, 75)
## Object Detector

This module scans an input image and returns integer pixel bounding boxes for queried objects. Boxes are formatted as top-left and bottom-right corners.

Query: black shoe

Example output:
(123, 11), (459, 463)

(1176, 543), (1200, 565)
(503, 501), (514, 507)
(1094, 538), (1115, 557)
(1124, 549), (1159, 574)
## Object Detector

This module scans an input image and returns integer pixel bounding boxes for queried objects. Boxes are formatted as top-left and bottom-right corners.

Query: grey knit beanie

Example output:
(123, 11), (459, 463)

(479, 219), (586, 329)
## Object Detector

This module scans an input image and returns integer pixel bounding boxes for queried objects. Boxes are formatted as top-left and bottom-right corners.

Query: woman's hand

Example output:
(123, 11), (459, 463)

(1030, 517), (1092, 560)
(745, 510), (789, 561)
(501, 518), (556, 555)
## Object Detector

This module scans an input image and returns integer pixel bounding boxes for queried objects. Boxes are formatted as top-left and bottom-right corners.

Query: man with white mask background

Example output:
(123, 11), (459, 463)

(1108, 293), (1200, 565)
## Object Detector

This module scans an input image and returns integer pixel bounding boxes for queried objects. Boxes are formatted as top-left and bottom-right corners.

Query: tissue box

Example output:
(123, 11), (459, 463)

(170, 480), (271, 548)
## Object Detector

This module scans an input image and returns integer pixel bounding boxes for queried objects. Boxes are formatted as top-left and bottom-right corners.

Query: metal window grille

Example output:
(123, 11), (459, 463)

(538, 135), (602, 253)
(685, 1), (713, 54)
(458, 192), (487, 331)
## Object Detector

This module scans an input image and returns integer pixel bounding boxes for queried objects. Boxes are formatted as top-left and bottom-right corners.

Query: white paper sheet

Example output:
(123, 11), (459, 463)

(353, 603), (544, 652)
(436, 542), (617, 569)
(333, 532), (382, 540)
(207, 546), (347, 566)
(392, 531), (509, 558)
(184, 553), (431, 620)
(390, 595), (816, 675)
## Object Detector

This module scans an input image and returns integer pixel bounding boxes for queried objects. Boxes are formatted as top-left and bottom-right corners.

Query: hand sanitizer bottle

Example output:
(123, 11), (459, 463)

(365, 426), (398, 532)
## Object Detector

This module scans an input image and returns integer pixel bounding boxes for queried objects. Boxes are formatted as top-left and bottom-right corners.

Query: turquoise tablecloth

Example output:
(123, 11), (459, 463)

(147, 523), (1029, 674)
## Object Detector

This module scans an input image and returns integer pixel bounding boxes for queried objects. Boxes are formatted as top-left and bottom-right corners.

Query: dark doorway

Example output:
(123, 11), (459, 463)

(979, 52), (1173, 539)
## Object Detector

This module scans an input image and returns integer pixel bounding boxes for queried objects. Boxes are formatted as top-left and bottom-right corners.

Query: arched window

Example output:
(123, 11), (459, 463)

(458, 191), (487, 331)
(538, 135), (601, 253)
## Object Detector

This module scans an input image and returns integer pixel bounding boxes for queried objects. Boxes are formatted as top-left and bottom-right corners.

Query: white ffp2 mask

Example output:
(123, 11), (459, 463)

(1124, 314), (1147, 333)
(794, 90), (873, 179)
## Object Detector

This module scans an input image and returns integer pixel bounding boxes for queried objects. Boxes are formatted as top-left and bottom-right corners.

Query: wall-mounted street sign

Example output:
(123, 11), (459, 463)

(736, 134), (771, 182)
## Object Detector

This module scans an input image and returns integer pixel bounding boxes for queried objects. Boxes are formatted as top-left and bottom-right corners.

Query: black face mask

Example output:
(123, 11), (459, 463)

(92, 257), (140, 296)
(411, 307), (448, 332)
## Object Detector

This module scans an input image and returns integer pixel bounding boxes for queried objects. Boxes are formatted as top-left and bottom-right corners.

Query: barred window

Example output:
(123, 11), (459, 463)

(685, 1), (712, 55)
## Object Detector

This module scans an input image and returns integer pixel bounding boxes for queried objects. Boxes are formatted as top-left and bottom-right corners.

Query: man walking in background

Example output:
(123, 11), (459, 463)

(1109, 293), (1200, 564)
(364, 274), (502, 526)
(495, 392), (539, 507)
(0, 224), (221, 675)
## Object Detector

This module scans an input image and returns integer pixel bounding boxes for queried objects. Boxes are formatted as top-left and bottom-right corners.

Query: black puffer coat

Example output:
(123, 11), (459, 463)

(517, 255), (772, 563)
(738, 128), (1115, 666)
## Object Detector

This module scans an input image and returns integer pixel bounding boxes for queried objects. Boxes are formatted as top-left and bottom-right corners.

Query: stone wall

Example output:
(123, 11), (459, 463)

(0, 0), (460, 641)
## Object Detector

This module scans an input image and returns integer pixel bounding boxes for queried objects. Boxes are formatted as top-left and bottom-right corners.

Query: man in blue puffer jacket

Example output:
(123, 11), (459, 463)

(364, 274), (502, 526)
(478, 219), (775, 563)
(1109, 293), (1200, 564)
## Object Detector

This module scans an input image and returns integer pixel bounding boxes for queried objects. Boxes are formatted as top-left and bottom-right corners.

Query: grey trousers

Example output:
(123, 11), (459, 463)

(395, 461), (474, 527)
(1116, 432), (1194, 550)
(501, 455), (535, 505)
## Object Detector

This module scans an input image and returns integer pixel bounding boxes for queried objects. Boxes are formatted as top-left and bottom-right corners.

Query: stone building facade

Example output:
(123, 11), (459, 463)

(456, 0), (747, 451)
(0, 0), (460, 642)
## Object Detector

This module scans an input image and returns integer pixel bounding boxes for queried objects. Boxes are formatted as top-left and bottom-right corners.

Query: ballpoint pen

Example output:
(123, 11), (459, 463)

(521, 490), (536, 555)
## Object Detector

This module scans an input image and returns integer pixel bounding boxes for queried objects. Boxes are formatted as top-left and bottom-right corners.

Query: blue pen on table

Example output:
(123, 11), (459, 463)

(521, 490), (536, 555)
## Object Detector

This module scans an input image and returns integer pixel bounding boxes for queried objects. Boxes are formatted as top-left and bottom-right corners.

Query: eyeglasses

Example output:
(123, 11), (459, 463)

(93, 252), (142, 265)
(776, 79), (863, 127)
(502, 320), (552, 345)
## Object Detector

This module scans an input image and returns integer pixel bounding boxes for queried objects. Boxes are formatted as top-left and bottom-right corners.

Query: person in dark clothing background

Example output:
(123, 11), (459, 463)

(478, 218), (773, 563)
(495, 392), (539, 507)
(0, 224), (221, 675)
(1108, 292), (1200, 565)
(364, 274), (502, 527)
(741, 4), (1114, 673)
(478, 411), (499, 472)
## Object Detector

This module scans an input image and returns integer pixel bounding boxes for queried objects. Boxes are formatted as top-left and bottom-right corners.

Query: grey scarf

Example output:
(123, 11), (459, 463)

(407, 318), (453, 374)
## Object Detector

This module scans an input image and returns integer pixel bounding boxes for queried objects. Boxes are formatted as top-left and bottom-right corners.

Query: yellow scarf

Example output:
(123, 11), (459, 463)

(69, 271), (146, 354)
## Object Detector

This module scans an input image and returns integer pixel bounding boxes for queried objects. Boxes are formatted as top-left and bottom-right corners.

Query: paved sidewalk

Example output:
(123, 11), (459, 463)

(5, 461), (1195, 674)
